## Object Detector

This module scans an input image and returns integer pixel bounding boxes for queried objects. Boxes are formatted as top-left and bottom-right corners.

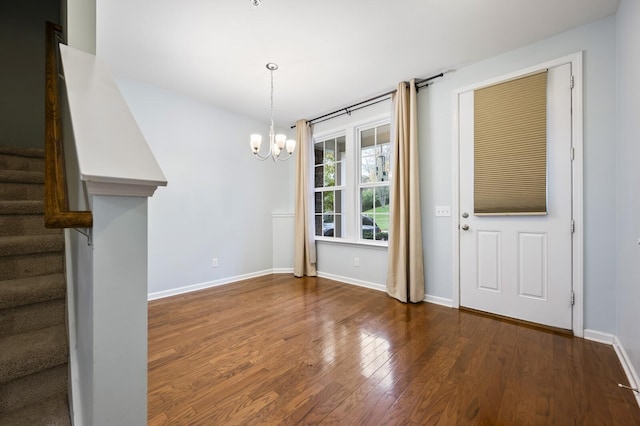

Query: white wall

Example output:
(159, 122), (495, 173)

(615, 0), (640, 386)
(116, 79), (290, 297)
(423, 16), (617, 333)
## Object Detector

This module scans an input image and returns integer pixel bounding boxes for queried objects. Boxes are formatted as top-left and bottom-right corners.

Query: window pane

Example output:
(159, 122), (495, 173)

(378, 124), (390, 144)
(360, 187), (390, 241)
(361, 128), (375, 148)
(314, 143), (323, 166)
(334, 190), (343, 214)
(314, 165), (324, 188)
(315, 214), (322, 236)
(322, 213), (334, 237)
(323, 160), (336, 187)
(325, 139), (336, 163)
(360, 187), (374, 213)
(335, 137), (346, 186)
(334, 213), (343, 238)
(314, 192), (322, 213)
(374, 186), (389, 240)
(323, 191), (334, 213)
(375, 152), (389, 182)
(360, 124), (391, 184)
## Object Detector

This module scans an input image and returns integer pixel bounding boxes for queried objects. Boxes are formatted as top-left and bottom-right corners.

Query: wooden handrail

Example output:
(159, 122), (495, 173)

(45, 22), (92, 229)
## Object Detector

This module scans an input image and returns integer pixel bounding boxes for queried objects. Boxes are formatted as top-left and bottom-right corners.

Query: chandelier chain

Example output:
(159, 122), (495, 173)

(270, 68), (275, 128)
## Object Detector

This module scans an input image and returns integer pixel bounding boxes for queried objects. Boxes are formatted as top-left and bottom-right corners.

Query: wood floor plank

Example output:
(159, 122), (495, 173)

(148, 275), (640, 425)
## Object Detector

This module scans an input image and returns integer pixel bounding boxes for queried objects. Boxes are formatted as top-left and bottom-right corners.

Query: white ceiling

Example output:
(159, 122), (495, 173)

(97, 0), (619, 128)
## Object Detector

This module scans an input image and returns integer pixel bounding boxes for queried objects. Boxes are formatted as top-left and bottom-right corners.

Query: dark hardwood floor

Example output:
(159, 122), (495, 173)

(148, 275), (640, 425)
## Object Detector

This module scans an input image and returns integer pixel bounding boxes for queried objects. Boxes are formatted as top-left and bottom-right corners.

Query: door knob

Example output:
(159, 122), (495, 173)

(462, 212), (469, 218)
(461, 224), (469, 231)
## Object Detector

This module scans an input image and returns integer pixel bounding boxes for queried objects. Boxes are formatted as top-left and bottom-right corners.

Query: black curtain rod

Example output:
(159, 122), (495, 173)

(291, 72), (444, 129)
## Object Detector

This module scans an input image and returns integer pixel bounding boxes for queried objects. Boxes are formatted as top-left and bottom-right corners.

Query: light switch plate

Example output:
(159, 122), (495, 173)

(435, 206), (451, 217)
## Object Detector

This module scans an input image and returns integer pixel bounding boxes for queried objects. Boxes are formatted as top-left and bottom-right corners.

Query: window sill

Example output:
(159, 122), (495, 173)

(314, 237), (388, 250)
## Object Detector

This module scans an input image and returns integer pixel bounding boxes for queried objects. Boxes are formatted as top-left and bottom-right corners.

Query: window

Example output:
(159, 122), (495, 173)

(313, 117), (391, 244)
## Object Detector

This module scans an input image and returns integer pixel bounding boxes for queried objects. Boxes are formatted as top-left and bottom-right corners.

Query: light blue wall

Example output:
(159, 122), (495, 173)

(117, 79), (290, 297)
(615, 0), (640, 383)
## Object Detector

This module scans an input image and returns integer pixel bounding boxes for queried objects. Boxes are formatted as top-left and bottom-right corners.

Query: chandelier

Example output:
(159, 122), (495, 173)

(250, 63), (296, 161)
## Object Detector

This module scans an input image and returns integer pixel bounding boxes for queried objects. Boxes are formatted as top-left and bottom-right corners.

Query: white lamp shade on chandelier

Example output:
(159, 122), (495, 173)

(250, 63), (296, 161)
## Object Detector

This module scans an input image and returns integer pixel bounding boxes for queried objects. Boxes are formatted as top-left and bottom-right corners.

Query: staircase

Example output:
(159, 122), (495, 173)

(0, 146), (71, 425)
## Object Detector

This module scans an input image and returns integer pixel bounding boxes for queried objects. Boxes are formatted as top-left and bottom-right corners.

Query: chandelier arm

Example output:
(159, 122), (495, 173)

(275, 151), (294, 161)
(253, 151), (273, 161)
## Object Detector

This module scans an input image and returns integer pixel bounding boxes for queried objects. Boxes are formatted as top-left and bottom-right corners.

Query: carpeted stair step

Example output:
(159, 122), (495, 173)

(0, 200), (44, 215)
(0, 325), (68, 384)
(0, 213), (60, 237)
(0, 169), (44, 185)
(0, 299), (65, 338)
(0, 274), (66, 311)
(0, 364), (67, 414)
(0, 146), (44, 173)
(0, 394), (70, 426)
(0, 234), (64, 257)
(0, 200), (58, 237)
(0, 173), (44, 201)
(0, 252), (64, 281)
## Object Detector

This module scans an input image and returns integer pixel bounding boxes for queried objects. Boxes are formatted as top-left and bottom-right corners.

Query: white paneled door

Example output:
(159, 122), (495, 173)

(458, 64), (573, 330)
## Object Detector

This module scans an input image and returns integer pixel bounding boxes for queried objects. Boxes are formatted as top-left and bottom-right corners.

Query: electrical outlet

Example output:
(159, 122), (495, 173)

(212, 258), (218, 268)
(435, 205), (451, 217)
(354, 257), (360, 267)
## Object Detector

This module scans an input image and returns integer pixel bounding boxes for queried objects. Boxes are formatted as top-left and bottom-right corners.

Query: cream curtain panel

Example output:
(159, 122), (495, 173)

(386, 80), (425, 303)
(293, 119), (317, 277)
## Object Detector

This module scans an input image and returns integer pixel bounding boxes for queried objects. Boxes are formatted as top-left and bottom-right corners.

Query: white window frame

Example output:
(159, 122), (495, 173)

(312, 113), (391, 246)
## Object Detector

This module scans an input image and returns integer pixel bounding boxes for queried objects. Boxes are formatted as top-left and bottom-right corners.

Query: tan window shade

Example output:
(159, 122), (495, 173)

(474, 71), (548, 215)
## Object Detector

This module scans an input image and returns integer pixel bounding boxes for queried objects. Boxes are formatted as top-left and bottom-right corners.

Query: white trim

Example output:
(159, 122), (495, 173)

(316, 271), (386, 292)
(272, 267), (294, 274)
(583, 329), (615, 345)
(147, 269), (274, 300)
(614, 336), (640, 408)
(85, 180), (163, 197)
(64, 231), (83, 426)
(271, 212), (294, 218)
(424, 294), (454, 308)
(451, 88), (461, 309)
(583, 331), (640, 408)
(570, 52), (585, 338)
(452, 52), (584, 336)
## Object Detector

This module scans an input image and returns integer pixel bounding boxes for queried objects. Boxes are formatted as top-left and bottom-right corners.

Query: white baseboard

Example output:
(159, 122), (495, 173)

(315, 271), (454, 309)
(424, 294), (454, 307)
(272, 267), (294, 274)
(614, 336), (640, 408)
(316, 272), (386, 293)
(147, 269), (274, 301)
(583, 329), (616, 345)
(583, 329), (640, 408)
